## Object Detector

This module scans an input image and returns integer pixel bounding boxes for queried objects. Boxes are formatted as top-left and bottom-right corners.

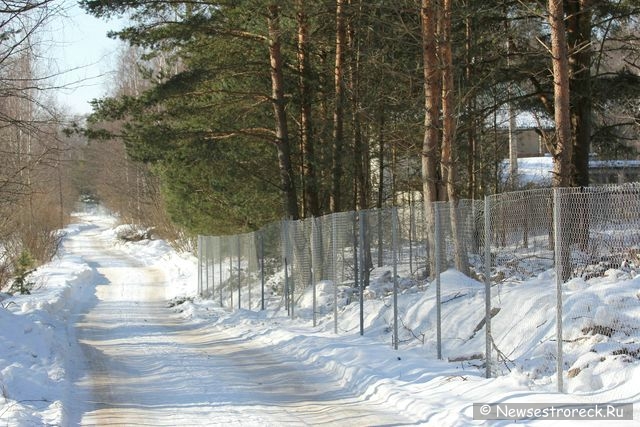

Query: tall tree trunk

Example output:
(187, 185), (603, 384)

(441, 0), (469, 276)
(376, 107), (385, 210)
(464, 10), (477, 200)
(347, 0), (367, 211)
(567, 0), (592, 187)
(296, 0), (320, 217)
(548, 0), (573, 188)
(506, 17), (518, 189)
(268, 4), (300, 220)
(548, 0), (572, 281)
(567, 0), (592, 252)
(317, 50), (330, 212)
(330, 0), (346, 213)
(421, 0), (441, 278)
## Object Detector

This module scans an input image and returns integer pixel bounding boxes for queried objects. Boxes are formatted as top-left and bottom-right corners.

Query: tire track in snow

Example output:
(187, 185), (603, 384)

(66, 218), (413, 426)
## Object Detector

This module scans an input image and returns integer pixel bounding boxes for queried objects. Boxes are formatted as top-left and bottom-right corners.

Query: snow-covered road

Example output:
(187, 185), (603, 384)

(64, 219), (411, 426)
(4, 211), (639, 425)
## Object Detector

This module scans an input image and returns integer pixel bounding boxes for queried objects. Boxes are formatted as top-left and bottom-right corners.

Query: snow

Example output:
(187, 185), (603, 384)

(513, 156), (555, 185)
(505, 156), (640, 186)
(1, 209), (640, 425)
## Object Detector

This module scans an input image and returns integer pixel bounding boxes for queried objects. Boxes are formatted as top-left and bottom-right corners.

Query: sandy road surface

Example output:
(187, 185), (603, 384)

(64, 219), (413, 426)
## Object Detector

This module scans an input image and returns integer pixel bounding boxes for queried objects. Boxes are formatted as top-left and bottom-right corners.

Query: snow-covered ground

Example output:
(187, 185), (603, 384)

(1, 210), (639, 426)
(505, 156), (640, 186)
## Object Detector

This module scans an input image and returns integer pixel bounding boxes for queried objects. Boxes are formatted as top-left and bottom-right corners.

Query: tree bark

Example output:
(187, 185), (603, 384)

(548, 0), (573, 188)
(330, 0), (346, 213)
(346, 0), (367, 211)
(567, 0), (592, 252)
(548, 0), (573, 281)
(441, 0), (469, 276)
(464, 11), (477, 200)
(267, 4), (300, 220)
(376, 107), (385, 210)
(567, 0), (592, 188)
(421, 0), (441, 278)
(296, 0), (320, 217)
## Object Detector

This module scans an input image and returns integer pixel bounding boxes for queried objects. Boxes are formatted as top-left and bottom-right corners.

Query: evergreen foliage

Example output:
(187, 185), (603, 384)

(80, 0), (640, 234)
(10, 251), (35, 295)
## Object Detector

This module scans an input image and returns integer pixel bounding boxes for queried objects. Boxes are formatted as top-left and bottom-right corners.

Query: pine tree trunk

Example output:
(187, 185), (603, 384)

(376, 107), (385, 210)
(567, 0), (592, 251)
(548, 0), (573, 188)
(268, 4), (300, 220)
(330, 0), (347, 213)
(346, 0), (367, 211)
(296, 0), (320, 217)
(441, 0), (469, 276)
(465, 12), (477, 200)
(548, 0), (572, 281)
(421, 0), (441, 278)
(567, 0), (592, 187)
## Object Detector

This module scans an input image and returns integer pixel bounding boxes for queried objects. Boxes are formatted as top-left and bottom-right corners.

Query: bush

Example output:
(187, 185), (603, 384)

(9, 250), (35, 295)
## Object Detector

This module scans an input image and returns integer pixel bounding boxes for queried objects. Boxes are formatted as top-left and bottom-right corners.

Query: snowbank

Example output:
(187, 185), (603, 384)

(1, 210), (639, 425)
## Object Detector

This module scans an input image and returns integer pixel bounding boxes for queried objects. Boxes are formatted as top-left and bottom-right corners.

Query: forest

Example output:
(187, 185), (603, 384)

(79, 0), (640, 237)
(0, 0), (83, 291)
(1, 1), (639, 289)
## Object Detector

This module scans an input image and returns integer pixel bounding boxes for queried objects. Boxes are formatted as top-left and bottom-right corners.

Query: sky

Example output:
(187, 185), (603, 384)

(49, 1), (125, 116)
(0, 206), (639, 425)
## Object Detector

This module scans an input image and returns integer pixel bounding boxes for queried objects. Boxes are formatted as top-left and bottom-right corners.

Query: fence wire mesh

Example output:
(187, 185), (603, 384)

(555, 184), (640, 393)
(429, 200), (487, 363)
(258, 221), (283, 310)
(484, 188), (556, 377)
(197, 183), (640, 394)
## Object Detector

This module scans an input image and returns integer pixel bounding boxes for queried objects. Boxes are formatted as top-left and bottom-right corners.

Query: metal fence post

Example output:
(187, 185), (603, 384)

(290, 226), (295, 320)
(484, 196), (492, 379)
(197, 235), (202, 295)
(218, 237), (223, 307)
(260, 232), (265, 311)
(409, 204), (414, 275)
(553, 188), (564, 393)
(311, 218), (317, 327)
(392, 207), (399, 350)
(229, 242), (233, 309)
(205, 237), (211, 295)
(248, 234), (252, 311)
(332, 213), (338, 334)
(282, 220), (290, 316)
(434, 205), (442, 360)
(352, 212), (360, 334)
(208, 238), (214, 297)
(377, 209), (383, 267)
(359, 210), (365, 336)
(237, 235), (241, 310)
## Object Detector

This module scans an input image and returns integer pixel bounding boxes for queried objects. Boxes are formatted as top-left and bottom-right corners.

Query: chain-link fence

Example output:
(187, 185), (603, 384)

(484, 188), (556, 379)
(197, 183), (640, 393)
(554, 185), (640, 394)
